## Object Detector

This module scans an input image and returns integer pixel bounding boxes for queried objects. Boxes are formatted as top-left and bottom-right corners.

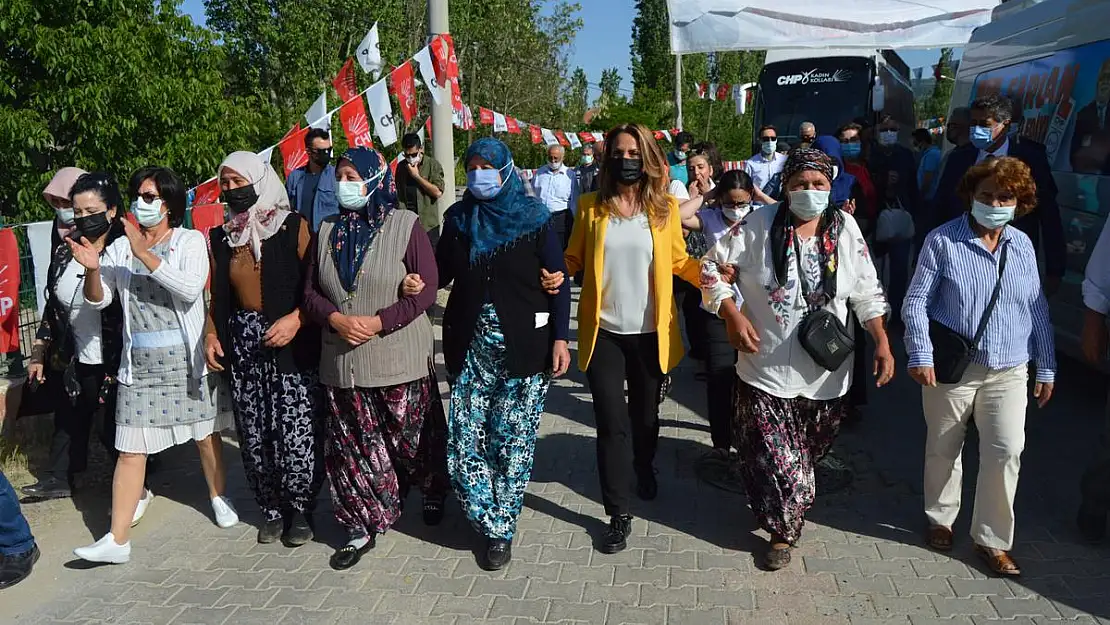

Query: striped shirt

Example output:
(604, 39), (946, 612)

(902, 216), (1055, 383)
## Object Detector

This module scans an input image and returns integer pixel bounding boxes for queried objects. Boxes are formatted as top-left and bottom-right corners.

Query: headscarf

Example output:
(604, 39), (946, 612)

(329, 147), (397, 293)
(449, 138), (551, 264)
(219, 151), (291, 261)
(812, 136), (858, 206)
(772, 147), (844, 304)
(43, 167), (87, 204)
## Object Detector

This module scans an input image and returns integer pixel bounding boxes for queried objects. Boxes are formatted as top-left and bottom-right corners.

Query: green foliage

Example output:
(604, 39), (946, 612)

(916, 48), (955, 123)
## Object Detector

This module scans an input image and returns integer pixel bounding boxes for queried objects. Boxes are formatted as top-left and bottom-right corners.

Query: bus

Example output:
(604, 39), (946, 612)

(948, 0), (1110, 362)
(750, 49), (916, 151)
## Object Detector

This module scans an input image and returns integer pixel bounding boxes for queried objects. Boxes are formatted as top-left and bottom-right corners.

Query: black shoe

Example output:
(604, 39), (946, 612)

(481, 538), (512, 571)
(21, 477), (71, 500)
(636, 470), (658, 501)
(1077, 503), (1107, 543)
(0, 545), (39, 589)
(257, 519), (283, 544)
(282, 512), (314, 547)
(329, 536), (375, 571)
(600, 515), (633, 554)
(423, 496), (445, 526)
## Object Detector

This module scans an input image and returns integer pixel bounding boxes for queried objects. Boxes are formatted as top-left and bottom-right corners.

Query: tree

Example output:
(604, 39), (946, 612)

(565, 68), (589, 126)
(630, 0), (673, 101)
(597, 68), (625, 108)
(917, 48), (955, 123)
(0, 0), (268, 222)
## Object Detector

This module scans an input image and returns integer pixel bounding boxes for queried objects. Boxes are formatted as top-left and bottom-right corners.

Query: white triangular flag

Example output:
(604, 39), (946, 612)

(592, 132), (604, 142)
(356, 23), (383, 79)
(493, 112), (508, 133)
(567, 132), (582, 149)
(257, 146), (275, 165)
(418, 125), (426, 144)
(662, 131), (672, 142)
(305, 92), (330, 130)
(413, 45), (442, 106)
(366, 79), (397, 147)
(541, 128), (559, 147)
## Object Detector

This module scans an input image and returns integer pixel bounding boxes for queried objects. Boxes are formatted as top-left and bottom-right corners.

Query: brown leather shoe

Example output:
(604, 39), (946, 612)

(927, 525), (953, 552)
(974, 544), (1021, 576)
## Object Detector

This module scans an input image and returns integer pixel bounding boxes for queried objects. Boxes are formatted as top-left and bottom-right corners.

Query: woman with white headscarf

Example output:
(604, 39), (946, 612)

(204, 151), (323, 547)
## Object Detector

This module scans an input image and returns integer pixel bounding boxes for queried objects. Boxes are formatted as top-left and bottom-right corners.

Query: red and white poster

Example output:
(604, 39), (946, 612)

(339, 98), (375, 149)
(578, 132), (596, 144)
(278, 124), (309, 177)
(555, 131), (570, 147)
(478, 107), (495, 125)
(390, 61), (418, 124)
(332, 57), (359, 103)
(0, 228), (20, 352)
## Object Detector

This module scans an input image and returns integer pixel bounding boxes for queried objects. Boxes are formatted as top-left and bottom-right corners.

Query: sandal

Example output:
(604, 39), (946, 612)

(763, 541), (793, 571)
(974, 544), (1021, 576)
(927, 525), (954, 552)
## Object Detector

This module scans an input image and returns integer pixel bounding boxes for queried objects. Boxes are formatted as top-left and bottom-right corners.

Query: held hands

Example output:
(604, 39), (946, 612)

(401, 273), (426, 297)
(204, 334), (225, 372)
(263, 312), (302, 348)
(551, 340), (571, 377)
(329, 313), (382, 347)
(67, 236), (100, 271)
(540, 269), (564, 295)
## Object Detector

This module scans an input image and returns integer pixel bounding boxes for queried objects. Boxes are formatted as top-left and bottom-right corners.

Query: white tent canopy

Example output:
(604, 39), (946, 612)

(667, 0), (1000, 54)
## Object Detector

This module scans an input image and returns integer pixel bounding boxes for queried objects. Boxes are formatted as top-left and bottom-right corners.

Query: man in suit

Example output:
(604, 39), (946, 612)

(932, 94), (1066, 295)
(1070, 58), (1110, 175)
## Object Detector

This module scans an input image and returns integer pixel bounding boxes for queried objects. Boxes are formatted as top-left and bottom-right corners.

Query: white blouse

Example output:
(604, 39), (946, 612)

(56, 257), (104, 365)
(700, 204), (888, 400)
(599, 214), (656, 334)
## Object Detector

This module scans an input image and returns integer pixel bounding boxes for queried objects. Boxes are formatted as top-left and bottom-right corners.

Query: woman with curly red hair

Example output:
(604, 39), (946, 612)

(902, 156), (1055, 577)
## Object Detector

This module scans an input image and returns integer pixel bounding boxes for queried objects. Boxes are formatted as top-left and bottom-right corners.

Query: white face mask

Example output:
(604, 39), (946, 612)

(55, 207), (75, 225)
(787, 190), (830, 220)
(878, 130), (899, 146)
(405, 153), (422, 166)
(132, 197), (166, 228)
(970, 200), (1016, 230)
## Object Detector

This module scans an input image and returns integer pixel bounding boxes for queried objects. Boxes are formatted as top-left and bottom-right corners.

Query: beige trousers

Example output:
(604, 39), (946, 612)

(922, 362), (1028, 550)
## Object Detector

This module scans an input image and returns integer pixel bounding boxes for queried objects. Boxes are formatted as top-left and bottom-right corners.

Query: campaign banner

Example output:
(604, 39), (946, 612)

(0, 228), (20, 352)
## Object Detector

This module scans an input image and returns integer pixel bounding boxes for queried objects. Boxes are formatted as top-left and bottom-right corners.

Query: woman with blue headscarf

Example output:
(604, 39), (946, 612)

(436, 138), (571, 571)
(302, 147), (447, 571)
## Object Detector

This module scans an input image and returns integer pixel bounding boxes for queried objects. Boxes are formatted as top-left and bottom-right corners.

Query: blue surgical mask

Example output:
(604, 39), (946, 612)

(787, 190), (830, 220)
(842, 143), (861, 159)
(337, 181), (369, 210)
(131, 197), (165, 228)
(878, 130), (899, 146)
(55, 207), (75, 225)
(467, 161), (514, 200)
(581, 154), (594, 165)
(970, 125), (996, 150)
(762, 140), (777, 155)
(971, 200), (1015, 229)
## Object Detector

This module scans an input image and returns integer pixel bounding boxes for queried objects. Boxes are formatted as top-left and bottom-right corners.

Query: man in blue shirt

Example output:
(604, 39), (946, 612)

(913, 128), (943, 200)
(667, 131), (694, 187)
(531, 144), (580, 249)
(285, 128), (337, 232)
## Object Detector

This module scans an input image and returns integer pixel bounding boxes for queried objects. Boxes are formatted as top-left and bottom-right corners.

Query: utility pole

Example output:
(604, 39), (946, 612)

(429, 0), (456, 215)
(675, 53), (683, 131)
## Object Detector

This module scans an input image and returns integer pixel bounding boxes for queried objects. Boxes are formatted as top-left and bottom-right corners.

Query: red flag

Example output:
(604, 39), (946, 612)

(653, 130), (666, 140)
(446, 40), (464, 115)
(697, 82), (708, 99)
(332, 58), (359, 103)
(389, 154), (401, 180)
(190, 204), (226, 289)
(716, 83), (731, 101)
(506, 116), (521, 134)
(478, 107), (495, 125)
(578, 132), (595, 144)
(425, 118), (433, 142)
(530, 125), (543, 144)
(555, 131), (570, 147)
(278, 125), (310, 177)
(390, 61), (418, 124)
(280, 123), (302, 142)
(193, 178), (221, 207)
(0, 228), (20, 352)
(339, 97), (375, 149)
(431, 35), (452, 88)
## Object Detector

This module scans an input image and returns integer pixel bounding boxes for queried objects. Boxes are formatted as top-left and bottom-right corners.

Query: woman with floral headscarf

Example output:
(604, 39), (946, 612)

(437, 138), (571, 571)
(302, 147), (447, 571)
(700, 147), (894, 570)
(204, 151), (322, 548)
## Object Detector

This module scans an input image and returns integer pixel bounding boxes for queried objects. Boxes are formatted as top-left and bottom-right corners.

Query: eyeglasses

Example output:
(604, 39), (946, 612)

(137, 192), (162, 203)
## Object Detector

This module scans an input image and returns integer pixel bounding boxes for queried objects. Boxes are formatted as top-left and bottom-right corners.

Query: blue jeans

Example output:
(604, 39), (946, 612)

(0, 470), (34, 555)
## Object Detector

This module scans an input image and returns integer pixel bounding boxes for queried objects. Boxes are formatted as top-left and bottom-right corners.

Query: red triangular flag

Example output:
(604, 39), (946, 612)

(555, 131), (570, 147)
(530, 125), (543, 144)
(332, 58), (359, 103)
(653, 130), (666, 140)
(192, 178), (221, 207)
(697, 82), (708, 99)
(339, 98), (375, 149)
(716, 83), (731, 102)
(280, 123), (302, 142)
(424, 118), (433, 142)
(0, 228), (21, 352)
(506, 116), (521, 134)
(430, 34), (452, 90)
(478, 107), (495, 125)
(390, 61), (418, 124)
(578, 132), (595, 144)
(278, 125), (310, 177)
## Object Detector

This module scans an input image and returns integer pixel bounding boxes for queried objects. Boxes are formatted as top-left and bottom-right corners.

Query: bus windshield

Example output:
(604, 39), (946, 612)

(758, 57), (873, 142)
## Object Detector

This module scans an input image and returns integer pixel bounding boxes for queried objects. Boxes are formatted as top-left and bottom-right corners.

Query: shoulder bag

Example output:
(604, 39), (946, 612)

(794, 239), (855, 372)
(928, 243), (1009, 385)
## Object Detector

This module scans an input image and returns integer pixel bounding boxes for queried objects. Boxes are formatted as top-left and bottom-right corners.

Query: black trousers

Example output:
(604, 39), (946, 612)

(586, 330), (664, 516)
(699, 309), (737, 450)
(674, 278), (707, 361)
(551, 210), (573, 250)
(44, 363), (118, 482)
(849, 314), (868, 409)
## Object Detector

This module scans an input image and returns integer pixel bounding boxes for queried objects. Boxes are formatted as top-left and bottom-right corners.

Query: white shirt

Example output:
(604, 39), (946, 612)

(976, 137), (1010, 164)
(531, 164), (580, 214)
(669, 180), (690, 200)
(700, 204), (888, 400)
(744, 152), (787, 195)
(87, 228), (211, 385)
(599, 214), (656, 334)
(56, 257), (103, 365)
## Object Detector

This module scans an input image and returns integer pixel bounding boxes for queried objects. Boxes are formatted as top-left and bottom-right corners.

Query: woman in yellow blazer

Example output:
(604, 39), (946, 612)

(560, 123), (701, 555)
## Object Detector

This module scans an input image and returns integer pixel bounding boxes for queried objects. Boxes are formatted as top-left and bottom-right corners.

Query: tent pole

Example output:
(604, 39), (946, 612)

(675, 53), (683, 131)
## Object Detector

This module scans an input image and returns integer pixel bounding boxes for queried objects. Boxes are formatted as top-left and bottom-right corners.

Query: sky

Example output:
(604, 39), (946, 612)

(178, 0), (946, 97)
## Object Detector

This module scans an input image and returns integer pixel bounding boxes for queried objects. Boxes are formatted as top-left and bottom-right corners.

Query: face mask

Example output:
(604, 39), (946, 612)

(311, 148), (332, 168)
(222, 185), (258, 214)
(405, 154), (421, 166)
(55, 207), (75, 225)
(878, 130), (899, 146)
(467, 160), (514, 200)
(75, 212), (111, 240)
(761, 140), (777, 155)
(787, 190), (830, 220)
(675, 150), (687, 162)
(612, 158), (644, 185)
(549, 161), (563, 171)
(841, 143), (861, 159)
(337, 181), (369, 209)
(970, 200), (1015, 229)
(970, 125), (996, 150)
(131, 197), (165, 228)
(722, 204), (749, 222)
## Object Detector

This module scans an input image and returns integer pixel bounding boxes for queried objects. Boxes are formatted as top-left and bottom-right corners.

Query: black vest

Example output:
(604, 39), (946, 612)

(439, 222), (555, 379)
(209, 213), (319, 374)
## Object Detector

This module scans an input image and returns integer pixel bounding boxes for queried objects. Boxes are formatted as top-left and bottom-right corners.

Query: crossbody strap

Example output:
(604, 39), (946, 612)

(970, 242), (1009, 348)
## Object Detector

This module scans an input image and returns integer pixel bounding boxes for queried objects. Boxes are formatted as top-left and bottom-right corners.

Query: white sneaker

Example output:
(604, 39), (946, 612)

(211, 496), (239, 529)
(74, 533), (131, 564)
(131, 489), (154, 528)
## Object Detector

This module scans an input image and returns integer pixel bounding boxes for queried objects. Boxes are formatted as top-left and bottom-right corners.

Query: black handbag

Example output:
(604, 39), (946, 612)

(794, 240), (855, 372)
(928, 243), (1009, 385)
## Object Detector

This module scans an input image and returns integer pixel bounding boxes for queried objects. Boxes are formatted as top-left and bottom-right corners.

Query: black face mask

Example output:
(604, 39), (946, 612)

(223, 185), (258, 214)
(311, 148), (333, 168)
(612, 157), (644, 185)
(74, 212), (111, 240)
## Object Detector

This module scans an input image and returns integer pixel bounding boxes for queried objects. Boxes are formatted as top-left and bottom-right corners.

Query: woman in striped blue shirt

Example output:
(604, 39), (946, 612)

(902, 156), (1055, 577)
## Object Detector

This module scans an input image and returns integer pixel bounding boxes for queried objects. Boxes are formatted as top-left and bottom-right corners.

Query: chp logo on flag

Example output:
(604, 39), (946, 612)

(340, 98), (375, 149)
(390, 62), (418, 124)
